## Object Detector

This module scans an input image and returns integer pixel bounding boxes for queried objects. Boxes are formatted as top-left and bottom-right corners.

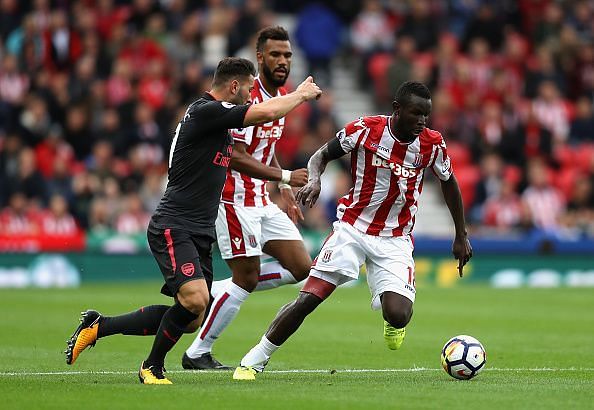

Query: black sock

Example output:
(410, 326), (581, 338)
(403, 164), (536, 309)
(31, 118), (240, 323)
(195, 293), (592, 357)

(97, 305), (169, 338)
(145, 303), (197, 367)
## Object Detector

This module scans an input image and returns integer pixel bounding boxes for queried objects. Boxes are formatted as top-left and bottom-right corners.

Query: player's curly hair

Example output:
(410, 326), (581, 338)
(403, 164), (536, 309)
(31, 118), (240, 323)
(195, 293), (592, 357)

(395, 81), (431, 105)
(213, 57), (256, 87)
(256, 26), (290, 52)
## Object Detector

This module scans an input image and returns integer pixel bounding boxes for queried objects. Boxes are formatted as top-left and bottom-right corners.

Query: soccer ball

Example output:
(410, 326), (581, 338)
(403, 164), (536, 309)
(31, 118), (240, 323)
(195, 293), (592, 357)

(440, 335), (486, 380)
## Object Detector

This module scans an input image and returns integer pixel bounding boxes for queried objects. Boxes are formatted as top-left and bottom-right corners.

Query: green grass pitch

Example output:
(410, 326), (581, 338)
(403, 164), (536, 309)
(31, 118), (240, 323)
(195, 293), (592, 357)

(1, 283), (593, 409)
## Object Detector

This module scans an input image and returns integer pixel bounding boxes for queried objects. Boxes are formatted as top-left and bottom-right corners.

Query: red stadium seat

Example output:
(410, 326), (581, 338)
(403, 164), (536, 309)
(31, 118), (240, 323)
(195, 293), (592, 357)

(368, 53), (393, 102)
(454, 164), (480, 208)
(447, 142), (472, 167)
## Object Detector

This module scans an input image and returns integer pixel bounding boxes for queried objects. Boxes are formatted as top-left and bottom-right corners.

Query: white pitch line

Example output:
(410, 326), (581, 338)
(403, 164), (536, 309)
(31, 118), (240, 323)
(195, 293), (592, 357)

(1, 368), (593, 377)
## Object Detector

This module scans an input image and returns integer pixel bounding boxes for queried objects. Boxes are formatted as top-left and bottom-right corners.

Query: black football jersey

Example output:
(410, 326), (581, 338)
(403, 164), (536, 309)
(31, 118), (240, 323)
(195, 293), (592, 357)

(151, 92), (250, 239)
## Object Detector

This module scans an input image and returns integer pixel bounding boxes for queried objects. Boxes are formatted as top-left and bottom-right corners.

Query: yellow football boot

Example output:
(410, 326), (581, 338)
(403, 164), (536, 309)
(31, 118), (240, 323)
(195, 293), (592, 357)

(233, 366), (258, 381)
(384, 321), (406, 350)
(65, 310), (101, 365)
(138, 362), (173, 385)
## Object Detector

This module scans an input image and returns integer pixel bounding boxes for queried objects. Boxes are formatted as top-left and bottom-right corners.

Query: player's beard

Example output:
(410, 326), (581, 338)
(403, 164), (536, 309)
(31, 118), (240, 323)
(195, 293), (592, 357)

(262, 63), (289, 88)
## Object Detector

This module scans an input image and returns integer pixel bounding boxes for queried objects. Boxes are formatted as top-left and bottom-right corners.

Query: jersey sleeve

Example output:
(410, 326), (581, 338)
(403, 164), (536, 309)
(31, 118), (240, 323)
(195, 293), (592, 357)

(196, 101), (250, 132)
(229, 126), (253, 145)
(336, 117), (367, 153)
(431, 135), (453, 181)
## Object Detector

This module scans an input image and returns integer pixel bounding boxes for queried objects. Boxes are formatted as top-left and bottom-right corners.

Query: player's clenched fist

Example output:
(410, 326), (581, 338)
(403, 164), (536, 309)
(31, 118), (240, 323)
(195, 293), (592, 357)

(296, 76), (322, 101)
(289, 168), (308, 187)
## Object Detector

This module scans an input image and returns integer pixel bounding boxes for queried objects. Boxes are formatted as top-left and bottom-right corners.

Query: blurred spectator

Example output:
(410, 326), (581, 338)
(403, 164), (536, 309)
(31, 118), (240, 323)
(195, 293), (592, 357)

(522, 158), (566, 233)
(42, 10), (82, 72)
(71, 170), (101, 228)
(569, 96), (594, 143)
(0, 191), (40, 235)
(129, 102), (165, 165)
(471, 152), (504, 222)
(350, 0), (394, 58)
(3, 147), (48, 206)
(525, 46), (566, 98)
(164, 12), (201, 67)
(532, 80), (570, 143)
(201, 5), (231, 71)
(45, 157), (75, 208)
(0, 54), (29, 125)
(64, 104), (93, 160)
(138, 59), (169, 110)
(0, 0), (23, 42)
(533, 2), (564, 47)
(95, 108), (128, 158)
(34, 124), (75, 178)
(483, 179), (529, 231)
(115, 192), (149, 234)
(382, 36), (416, 109)
(18, 93), (50, 146)
(561, 175), (594, 236)
(88, 196), (112, 233)
(398, 0), (438, 52)
(227, 0), (263, 56)
(295, 2), (342, 87)
(40, 193), (79, 236)
(139, 168), (165, 214)
(462, 4), (504, 52)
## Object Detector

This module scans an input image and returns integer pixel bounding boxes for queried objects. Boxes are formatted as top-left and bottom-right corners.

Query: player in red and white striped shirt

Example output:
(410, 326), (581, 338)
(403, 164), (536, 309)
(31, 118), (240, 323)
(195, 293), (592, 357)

(234, 81), (473, 380)
(183, 27), (315, 370)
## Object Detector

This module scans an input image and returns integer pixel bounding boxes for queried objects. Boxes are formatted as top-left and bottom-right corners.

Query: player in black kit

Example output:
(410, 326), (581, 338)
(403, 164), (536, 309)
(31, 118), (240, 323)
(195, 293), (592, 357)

(64, 57), (322, 384)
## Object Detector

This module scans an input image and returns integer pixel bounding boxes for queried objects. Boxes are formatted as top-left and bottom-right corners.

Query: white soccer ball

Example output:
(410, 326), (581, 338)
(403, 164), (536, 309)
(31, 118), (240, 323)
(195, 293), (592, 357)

(440, 335), (486, 380)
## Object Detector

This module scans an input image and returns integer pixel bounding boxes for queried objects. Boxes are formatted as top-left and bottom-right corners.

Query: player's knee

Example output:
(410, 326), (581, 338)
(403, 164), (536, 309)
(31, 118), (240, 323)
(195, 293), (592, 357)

(383, 307), (412, 329)
(184, 317), (201, 333)
(232, 268), (260, 292)
(178, 289), (209, 315)
(293, 259), (313, 282)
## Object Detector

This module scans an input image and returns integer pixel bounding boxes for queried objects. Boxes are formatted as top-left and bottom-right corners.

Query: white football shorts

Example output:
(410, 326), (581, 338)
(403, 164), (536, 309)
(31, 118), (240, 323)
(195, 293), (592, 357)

(309, 220), (416, 309)
(216, 202), (302, 259)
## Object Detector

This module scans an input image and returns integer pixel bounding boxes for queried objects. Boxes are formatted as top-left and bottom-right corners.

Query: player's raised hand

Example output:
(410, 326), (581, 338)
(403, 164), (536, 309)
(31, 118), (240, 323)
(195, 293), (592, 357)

(296, 76), (322, 101)
(452, 235), (473, 277)
(295, 179), (321, 208)
(289, 168), (308, 187)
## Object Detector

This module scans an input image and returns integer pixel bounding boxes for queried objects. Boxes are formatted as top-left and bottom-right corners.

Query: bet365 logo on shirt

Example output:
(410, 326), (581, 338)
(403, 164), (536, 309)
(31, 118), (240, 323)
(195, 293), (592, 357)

(371, 154), (417, 178)
(256, 125), (284, 139)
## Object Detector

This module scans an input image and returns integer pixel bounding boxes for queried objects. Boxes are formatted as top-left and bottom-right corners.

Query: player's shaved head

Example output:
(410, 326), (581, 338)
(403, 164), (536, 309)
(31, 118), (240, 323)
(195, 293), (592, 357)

(395, 81), (431, 106)
(212, 57), (256, 88)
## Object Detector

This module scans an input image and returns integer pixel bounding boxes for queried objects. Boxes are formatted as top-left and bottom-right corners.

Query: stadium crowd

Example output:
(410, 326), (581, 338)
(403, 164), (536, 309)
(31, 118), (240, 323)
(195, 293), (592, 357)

(0, 0), (593, 248)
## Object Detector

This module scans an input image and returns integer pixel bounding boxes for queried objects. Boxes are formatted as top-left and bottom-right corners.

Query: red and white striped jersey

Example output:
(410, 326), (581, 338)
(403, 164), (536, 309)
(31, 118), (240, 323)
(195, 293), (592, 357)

(336, 115), (453, 237)
(221, 77), (287, 207)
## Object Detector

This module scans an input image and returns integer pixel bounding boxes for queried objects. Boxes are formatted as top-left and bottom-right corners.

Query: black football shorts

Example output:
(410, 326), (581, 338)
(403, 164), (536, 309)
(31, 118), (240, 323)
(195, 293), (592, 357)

(147, 221), (214, 297)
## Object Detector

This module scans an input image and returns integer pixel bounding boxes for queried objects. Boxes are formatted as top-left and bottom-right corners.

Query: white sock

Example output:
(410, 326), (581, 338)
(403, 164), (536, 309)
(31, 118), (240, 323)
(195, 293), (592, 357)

(210, 261), (298, 297)
(210, 278), (231, 299)
(254, 261), (298, 291)
(240, 336), (279, 370)
(185, 282), (249, 358)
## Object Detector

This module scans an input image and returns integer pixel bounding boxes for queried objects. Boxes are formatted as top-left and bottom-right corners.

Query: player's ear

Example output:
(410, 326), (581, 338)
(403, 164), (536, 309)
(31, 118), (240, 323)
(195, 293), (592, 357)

(230, 79), (240, 95)
(256, 51), (264, 66)
(392, 101), (400, 116)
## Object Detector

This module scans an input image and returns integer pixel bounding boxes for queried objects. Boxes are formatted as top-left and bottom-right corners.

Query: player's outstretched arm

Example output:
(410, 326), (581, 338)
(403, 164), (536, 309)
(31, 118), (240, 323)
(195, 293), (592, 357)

(439, 174), (473, 277)
(230, 143), (308, 186)
(296, 138), (346, 208)
(243, 76), (322, 127)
